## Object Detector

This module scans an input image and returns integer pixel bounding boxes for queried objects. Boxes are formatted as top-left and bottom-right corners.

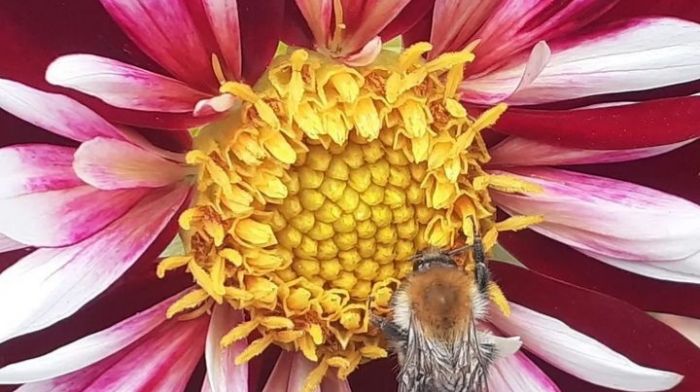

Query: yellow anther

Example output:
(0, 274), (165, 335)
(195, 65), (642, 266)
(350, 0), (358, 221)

(496, 215), (544, 232)
(320, 259), (342, 280)
(261, 316), (295, 329)
(221, 319), (260, 347)
(166, 289), (209, 319)
(340, 310), (362, 330)
(157, 256), (191, 278)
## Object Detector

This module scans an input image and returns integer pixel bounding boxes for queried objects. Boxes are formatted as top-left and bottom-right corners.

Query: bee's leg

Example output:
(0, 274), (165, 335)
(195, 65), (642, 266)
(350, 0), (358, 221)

(371, 315), (408, 342)
(472, 221), (490, 294)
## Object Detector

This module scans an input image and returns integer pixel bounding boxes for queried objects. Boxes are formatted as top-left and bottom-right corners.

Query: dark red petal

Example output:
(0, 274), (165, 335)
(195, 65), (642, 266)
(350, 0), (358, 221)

(598, 0), (700, 24)
(349, 358), (398, 391)
(401, 7), (432, 47)
(0, 0), (161, 88)
(238, 0), (285, 84)
(491, 262), (700, 391)
(380, 0), (435, 42)
(499, 229), (700, 319)
(572, 139), (700, 205)
(281, 0), (316, 49)
(0, 202), (191, 367)
(471, 96), (700, 149)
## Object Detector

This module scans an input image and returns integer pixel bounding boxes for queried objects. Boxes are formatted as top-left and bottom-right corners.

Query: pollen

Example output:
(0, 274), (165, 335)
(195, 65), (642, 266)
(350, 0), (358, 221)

(159, 42), (540, 388)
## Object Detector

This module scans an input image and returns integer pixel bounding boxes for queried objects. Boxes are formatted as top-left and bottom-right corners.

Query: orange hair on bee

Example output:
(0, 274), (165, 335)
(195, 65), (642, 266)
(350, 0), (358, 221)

(405, 265), (474, 341)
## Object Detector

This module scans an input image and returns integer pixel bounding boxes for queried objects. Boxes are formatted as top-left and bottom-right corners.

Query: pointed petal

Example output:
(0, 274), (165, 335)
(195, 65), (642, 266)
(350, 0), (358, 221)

(238, 0), (285, 83)
(0, 293), (181, 383)
(476, 95), (700, 150)
(0, 234), (27, 254)
(202, 0), (242, 81)
(340, 0), (411, 55)
(492, 262), (700, 392)
(488, 351), (560, 392)
(0, 79), (125, 142)
(294, 0), (333, 49)
(99, 0), (217, 90)
(429, 0), (500, 56)
(74, 137), (187, 190)
(499, 229), (700, 319)
(491, 168), (700, 262)
(489, 137), (694, 167)
(0, 144), (81, 198)
(491, 302), (682, 391)
(205, 306), (248, 392)
(464, 18), (700, 105)
(47, 55), (210, 113)
(0, 186), (149, 247)
(0, 186), (189, 344)
(18, 317), (208, 392)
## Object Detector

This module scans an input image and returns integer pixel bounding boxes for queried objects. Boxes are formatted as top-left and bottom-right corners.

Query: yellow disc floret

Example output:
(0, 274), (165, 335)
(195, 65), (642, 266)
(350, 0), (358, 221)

(160, 42), (541, 389)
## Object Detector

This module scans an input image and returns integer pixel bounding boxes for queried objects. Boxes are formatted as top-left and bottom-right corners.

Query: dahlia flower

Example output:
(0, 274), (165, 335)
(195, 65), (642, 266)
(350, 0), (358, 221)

(0, 0), (699, 391)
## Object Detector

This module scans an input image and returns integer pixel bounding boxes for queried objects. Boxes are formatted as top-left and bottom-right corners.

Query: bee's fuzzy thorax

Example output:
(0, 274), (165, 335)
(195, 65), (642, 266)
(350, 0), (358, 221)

(404, 265), (473, 340)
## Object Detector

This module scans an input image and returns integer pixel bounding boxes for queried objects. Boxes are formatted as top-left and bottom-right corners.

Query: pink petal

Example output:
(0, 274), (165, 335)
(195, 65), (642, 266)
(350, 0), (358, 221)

(74, 137), (188, 190)
(202, 0), (243, 81)
(205, 306), (248, 392)
(0, 234), (27, 254)
(489, 137), (694, 167)
(339, 0), (410, 55)
(194, 94), (238, 117)
(46, 55), (210, 113)
(263, 351), (350, 392)
(18, 316), (208, 392)
(0, 144), (81, 198)
(491, 168), (700, 262)
(0, 185), (189, 343)
(491, 302), (683, 391)
(468, 0), (617, 73)
(342, 36), (383, 67)
(464, 18), (700, 105)
(294, 0), (333, 48)
(0, 293), (181, 383)
(0, 186), (149, 247)
(654, 314), (700, 347)
(579, 250), (700, 284)
(429, 0), (500, 57)
(99, 0), (217, 90)
(488, 351), (560, 392)
(0, 79), (125, 142)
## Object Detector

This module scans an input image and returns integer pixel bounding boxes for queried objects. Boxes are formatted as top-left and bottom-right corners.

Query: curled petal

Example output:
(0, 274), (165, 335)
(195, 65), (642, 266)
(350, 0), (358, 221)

(342, 36), (383, 67)
(0, 79), (125, 142)
(0, 234), (27, 254)
(74, 137), (188, 190)
(0, 293), (181, 383)
(205, 306), (248, 392)
(489, 137), (695, 167)
(99, 0), (216, 90)
(194, 94), (238, 117)
(47, 55), (210, 113)
(464, 18), (700, 105)
(488, 351), (560, 392)
(491, 167), (700, 263)
(0, 144), (81, 198)
(17, 316), (208, 392)
(0, 186), (189, 344)
(491, 302), (683, 391)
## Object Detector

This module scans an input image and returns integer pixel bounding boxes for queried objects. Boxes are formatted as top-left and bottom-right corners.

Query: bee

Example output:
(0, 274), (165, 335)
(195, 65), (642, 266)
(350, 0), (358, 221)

(372, 227), (521, 392)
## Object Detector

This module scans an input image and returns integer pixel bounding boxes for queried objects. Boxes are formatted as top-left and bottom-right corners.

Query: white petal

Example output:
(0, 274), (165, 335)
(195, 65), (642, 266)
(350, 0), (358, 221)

(205, 305), (248, 392)
(491, 302), (683, 391)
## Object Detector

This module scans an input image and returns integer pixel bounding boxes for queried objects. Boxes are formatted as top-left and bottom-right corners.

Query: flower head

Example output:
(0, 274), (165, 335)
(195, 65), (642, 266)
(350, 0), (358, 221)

(0, 0), (699, 391)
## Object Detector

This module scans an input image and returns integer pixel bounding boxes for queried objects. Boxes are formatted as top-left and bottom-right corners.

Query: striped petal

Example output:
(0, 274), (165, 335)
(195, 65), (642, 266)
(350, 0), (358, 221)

(0, 186), (148, 247)
(17, 316), (207, 392)
(489, 137), (694, 167)
(339, 0), (411, 55)
(74, 137), (188, 190)
(99, 0), (216, 90)
(0, 79), (125, 142)
(203, 0), (242, 81)
(294, 0), (333, 49)
(0, 144), (81, 198)
(205, 306), (248, 392)
(262, 352), (351, 392)
(488, 351), (560, 392)
(0, 293), (180, 383)
(464, 18), (700, 105)
(46, 55), (210, 113)
(0, 186), (189, 344)
(580, 250), (700, 284)
(491, 168), (700, 263)
(491, 303), (683, 391)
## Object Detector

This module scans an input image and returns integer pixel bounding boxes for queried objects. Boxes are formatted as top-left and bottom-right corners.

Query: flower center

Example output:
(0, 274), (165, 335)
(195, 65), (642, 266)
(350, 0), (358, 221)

(159, 42), (540, 387)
